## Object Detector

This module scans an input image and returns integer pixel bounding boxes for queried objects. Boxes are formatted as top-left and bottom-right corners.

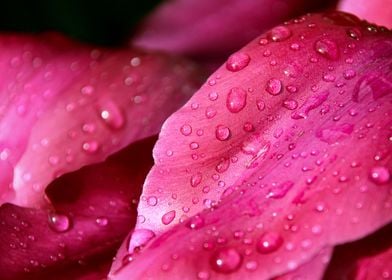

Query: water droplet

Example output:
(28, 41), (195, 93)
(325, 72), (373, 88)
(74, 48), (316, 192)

(127, 229), (156, 253)
(48, 212), (71, 233)
(226, 53), (250, 72)
(266, 181), (294, 199)
(265, 79), (283, 95)
(180, 124), (192, 136)
(98, 101), (125, 130)
(216, 158), (230, 173)
(343, 69), (356, 80)
(81, 85), (94, 95)
(268, 26), (292, 42)
(316, 123), (354, 144)
(256, 99), (266, 111)
(346, 28), (362, 40)
(95, 217), (109, 227)
(215, 125), (231, 141)
(191, 173), (202, 187)
(314, 39), (339, 60)
(205, 107), (217, 119)
(226, 87), (247, 113)
(291, 91), (329, 119)
(256, 232), (283, 254)
(352, 73), (391, 102)
(147, 196), (158, 206)
(369, 166), (390, 185)
(161, 210), (176, 225)
(210, 248), (242, 274)
(186, 215), (205, 229)
(82, 141), (100, 154)
(283, 99), (298, 110)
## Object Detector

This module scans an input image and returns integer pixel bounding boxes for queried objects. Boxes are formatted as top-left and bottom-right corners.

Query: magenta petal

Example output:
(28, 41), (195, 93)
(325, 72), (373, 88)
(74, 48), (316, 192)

(0, 33), (200, 207)
(133, 0), (336, 59)
(324, 223), (392, 279)
(111, 12), (391, 279)
(0, 136), (155, 279)
(338, 0), (392, 28)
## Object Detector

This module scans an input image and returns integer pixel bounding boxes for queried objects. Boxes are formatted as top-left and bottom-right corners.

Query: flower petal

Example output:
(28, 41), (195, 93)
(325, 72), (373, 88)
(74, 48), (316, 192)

(0, 136), (155, 279)
(324, 222), (392, 279)
(338, 0), (392, 28)
(111, 12), (392, 279)
(133, 0), (336, 59)
(0, 33), (201, 207)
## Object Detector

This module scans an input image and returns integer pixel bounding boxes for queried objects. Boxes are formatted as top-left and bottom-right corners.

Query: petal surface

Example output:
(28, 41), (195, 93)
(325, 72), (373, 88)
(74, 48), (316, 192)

(0, 33), (200, 207)
(111, 12), (392, 280)
(0, 136), (155, 280)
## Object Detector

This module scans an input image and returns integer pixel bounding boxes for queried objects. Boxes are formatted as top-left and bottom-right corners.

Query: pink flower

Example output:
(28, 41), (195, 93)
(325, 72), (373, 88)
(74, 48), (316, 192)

(0, 1), (391, 279)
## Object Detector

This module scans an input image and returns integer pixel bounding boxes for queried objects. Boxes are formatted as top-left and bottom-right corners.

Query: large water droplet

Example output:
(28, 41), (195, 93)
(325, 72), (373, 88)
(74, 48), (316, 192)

(127, 229), (156, 253)
(97, 101), (125, 130)
(256, 232), (283, 254)
(210, 248), (243, 274)
(314, 39), (339, 60)
(268, 26), (292, 42)
(216, 125), (231, 141)
(291, 91), (329, 119)
(226, 53), (250, 72)
(369, 166), (390, 185)
(48, 212), (71, 233)
(161, 210), (176, 225)
(226, 87), (247, 113)
(265, 79), (283, 95)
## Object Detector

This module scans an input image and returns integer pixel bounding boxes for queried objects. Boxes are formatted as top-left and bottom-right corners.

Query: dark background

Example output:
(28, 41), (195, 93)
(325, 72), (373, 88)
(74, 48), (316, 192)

(0, 0), (161, 46)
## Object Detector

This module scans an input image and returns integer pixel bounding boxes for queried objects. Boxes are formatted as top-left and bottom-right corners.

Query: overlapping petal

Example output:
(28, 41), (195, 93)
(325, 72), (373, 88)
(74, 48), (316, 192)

(0, 33), (201, 207)
(132, 0), (337, 60)
(0, 136), (155, 279)
(110, 12), (392, 279)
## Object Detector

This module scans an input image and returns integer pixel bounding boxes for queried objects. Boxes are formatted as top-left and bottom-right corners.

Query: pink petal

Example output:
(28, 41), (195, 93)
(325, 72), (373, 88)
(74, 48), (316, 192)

(324, 222), (392, 279)
(132, 0), (336, 59)
(338, 0), (392, 28)
(0, 136), (155, 279)
(111, 12), (392, 279)
(0, 33), (201, 207)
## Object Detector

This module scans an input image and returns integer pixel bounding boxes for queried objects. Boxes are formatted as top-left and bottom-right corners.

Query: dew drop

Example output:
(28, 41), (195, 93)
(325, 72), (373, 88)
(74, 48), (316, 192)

(265, 79), (283, 95)
(180, 124), (192, 136)
(282, 99), (298, 110)
(127, 229), (156, 253)
(205, 107), (217, 119)
(186, 215), (205, 230)
(215, 125), (231, 141)
(343, 69), (356, 80)
(82, 141), (100, 154)
(268, 26), (292, 42)
(48, 212), (71, 233)
(266, 181), (294, 199)
(98, 101), (125, 130)
(95, 217), (109, 227)
(210, 247), (242, 274)
(256, 99), (266, 111)
(226, 87), (247, 113)
(191, 172), (203, 187)
(369, 166), (390, 185)
(161, 210), (176, 225)
(256, 232), (283, 254)
(226, 53), (250, 72)
(147, 196), (158, 206)
(314, 39), (339, 60)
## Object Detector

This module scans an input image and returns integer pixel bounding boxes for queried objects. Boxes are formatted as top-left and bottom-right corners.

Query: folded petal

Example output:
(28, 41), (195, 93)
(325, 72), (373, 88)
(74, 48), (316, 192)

(133, 0), (337, 59)
(111, 12), (392, 279)
(0, 33), (201, 207)
(0, 136), (155, 279)
(324, 222), (392, 279)
(338, 0), (392, 28)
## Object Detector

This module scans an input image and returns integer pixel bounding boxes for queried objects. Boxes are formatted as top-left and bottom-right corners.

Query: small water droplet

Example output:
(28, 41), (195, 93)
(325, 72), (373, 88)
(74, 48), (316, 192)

(147, 196), (158, 206)
(314, 39), (339, 60)
(210, 247), (242, 274)
(256, 99), (266, 111)
(48, 212), (71, 233)
(226, 87), (247, 113)
(369, 166), (390, 185)
(265, 79), (283, 95)
(266, 181), (294, 199)
(282, 99), (298, 110)
(82, 141), (100, 154)
(186, 215), (205, 229)
(226, 53), (250, 72)
(98, 101), (125, 130)
(161, 210), (176, 225)
(268, 26), (292, 42)
(95, 217), (109, 227)
(180, 124), (192, 136)
(216, 125), (231, 141)
(343, 69), (356, 80)
(346, 28), (362, 40)
(256, 232), (283, 254)
(191, 173), (202, 187)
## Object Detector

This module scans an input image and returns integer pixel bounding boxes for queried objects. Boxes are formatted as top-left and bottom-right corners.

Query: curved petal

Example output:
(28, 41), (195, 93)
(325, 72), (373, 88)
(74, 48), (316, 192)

(0, 33), (201, 207)
(338, 0), (392, 28)
(0, 136), (155, 280)
(111, 12), (392, 279)
(324, 222), (392, 279)
(132, 0), (337, 59)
